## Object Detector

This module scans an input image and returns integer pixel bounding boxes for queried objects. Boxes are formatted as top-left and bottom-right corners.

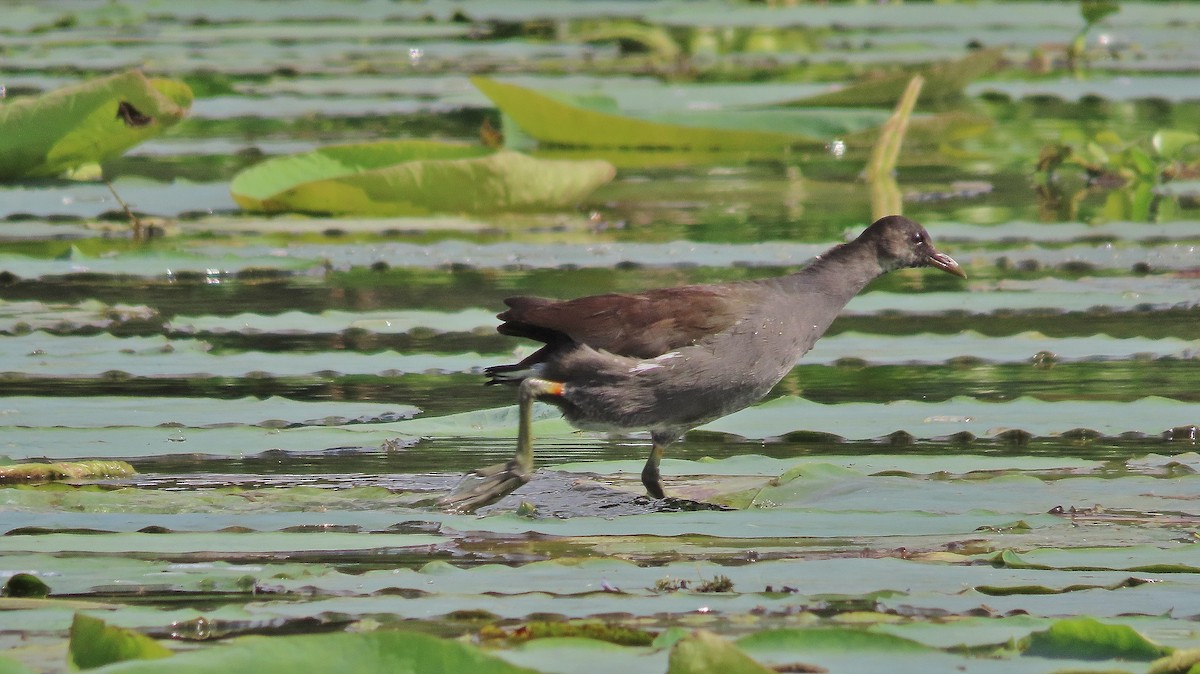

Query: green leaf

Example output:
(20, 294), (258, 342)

(69, 613), (173, 670)
(1151, 130), (1200, 160)
(2, 573), (50, 599)
(472, 76), (818, 150)
(230, 139), (488, 208)
(1119, 145), (1156, 178)
(0, 70), (192, 180)
(85, 629), (541, 674)
(639, 107), (892, 140)
(0, 461), (136, 484)
(572, 21), (681, 61)
(780, 48), (1002, 109)
(1081, 0), (1121, 27)
(230, 141), (615, 215)
(737, 628), (933, 654)
(990, 549), (1049, 569)
(1020, 617), (1172, 661)
(0, 656), (37, 674)
(668, 630), (775, 674)
(975, 577), (1147, 596)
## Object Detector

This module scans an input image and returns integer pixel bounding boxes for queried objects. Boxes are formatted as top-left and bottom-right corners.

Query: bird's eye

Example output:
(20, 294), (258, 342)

(911, 232), (925, 245)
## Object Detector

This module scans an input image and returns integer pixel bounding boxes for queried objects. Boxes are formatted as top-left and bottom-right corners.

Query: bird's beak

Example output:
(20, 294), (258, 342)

(927, 250), (966, 278)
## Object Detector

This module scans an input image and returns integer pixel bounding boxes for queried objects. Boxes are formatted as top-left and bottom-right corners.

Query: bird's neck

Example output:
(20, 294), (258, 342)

(780, 240), (885, 304)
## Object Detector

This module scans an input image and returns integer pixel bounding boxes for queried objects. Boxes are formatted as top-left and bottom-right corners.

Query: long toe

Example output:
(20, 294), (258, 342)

(438, 460), (532, 513)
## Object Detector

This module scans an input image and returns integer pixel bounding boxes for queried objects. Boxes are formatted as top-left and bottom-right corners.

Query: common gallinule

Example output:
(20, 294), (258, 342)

(439, 215), (965, 512)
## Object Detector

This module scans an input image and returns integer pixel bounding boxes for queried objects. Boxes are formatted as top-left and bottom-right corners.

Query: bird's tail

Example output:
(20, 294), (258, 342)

(483, 363), (528, 386)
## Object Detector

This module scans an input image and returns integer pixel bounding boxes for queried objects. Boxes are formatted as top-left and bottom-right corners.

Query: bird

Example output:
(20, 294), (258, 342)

(438, 215), (965, 512)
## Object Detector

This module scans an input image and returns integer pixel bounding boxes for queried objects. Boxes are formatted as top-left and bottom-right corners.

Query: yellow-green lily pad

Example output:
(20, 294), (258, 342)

(230, 140), (615, 215)
(0, 70), (192, 180)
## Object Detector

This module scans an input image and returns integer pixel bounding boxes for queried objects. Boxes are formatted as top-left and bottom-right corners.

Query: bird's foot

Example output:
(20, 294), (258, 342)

(438, 459), (531, 513)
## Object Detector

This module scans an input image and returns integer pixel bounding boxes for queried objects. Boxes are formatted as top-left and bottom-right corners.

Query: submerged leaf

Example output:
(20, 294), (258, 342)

(0, 70), (192, 180)
(69, 613), (173, 670)
(230, 141), (614, 215)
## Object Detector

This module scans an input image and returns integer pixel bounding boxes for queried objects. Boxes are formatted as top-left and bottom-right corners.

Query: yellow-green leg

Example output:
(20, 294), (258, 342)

(438, 378), (563, 513)
(641, 443), (666, 499)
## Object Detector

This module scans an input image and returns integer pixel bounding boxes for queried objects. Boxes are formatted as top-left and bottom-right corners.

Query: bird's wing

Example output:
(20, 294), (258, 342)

(497, 285), (747, 359)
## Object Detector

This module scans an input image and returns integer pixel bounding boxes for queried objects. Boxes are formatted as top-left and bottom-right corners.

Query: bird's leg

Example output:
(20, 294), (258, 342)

(438, 377), (563, 513)
(640, 442), (666, 499)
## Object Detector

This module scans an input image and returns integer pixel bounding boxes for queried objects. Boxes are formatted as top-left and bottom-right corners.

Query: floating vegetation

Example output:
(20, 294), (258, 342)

(2, 2), (1200, 673)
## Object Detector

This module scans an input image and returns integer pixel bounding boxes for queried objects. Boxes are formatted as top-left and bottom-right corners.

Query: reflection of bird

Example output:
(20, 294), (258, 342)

(440, 215), (966, 512)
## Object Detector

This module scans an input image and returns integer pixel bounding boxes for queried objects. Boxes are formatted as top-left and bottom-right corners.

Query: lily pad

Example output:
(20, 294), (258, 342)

(0, 657), (36, 674)
(82, 629), (539, 674)
(68, 614), (172, 670)
(472, 76), (818, 150)
(0, 70), (192, 180)
(668, 630), (774, 674)
(781, 49), (1001, 108)
(229, 140), (615, 215)
(0, 461), (136, 484)
(1020, 616), (1171, 661)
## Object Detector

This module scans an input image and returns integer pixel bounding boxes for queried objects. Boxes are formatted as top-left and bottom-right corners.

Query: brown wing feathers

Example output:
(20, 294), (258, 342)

(495, 287), (743, 359)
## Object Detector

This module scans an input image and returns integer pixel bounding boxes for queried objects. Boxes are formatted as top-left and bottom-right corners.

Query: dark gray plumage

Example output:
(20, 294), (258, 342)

(440, 215), (965, 512)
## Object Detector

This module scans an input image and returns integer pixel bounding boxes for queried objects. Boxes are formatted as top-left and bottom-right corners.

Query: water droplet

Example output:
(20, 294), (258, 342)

(827, 139), (846, 159)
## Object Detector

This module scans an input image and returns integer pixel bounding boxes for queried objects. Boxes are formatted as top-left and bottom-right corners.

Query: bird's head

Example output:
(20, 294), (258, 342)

(863, 215), (966, 278)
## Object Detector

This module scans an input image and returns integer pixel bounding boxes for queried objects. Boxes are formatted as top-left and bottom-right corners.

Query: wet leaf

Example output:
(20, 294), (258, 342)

(230, 140), (614, 215)
(0, 70), (192, 180)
